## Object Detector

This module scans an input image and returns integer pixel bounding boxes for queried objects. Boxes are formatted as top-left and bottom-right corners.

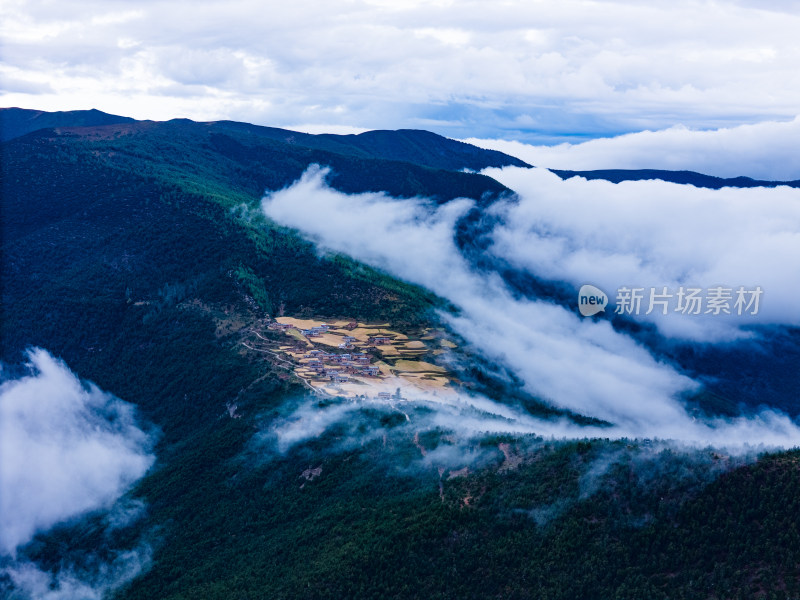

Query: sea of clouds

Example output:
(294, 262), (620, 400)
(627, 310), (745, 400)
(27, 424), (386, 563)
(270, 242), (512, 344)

(261, 164), (800, 450)
(482, 165), (800, 341)
(466, 117), (800, 181)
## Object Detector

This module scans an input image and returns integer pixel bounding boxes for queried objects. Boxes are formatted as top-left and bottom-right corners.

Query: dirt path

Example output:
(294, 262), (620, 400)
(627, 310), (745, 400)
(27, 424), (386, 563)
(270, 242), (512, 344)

(240, 339), (328, 396)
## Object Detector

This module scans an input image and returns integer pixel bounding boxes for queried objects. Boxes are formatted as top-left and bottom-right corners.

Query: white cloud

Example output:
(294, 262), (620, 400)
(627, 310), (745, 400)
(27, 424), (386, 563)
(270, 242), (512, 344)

(0, 348), (155, 558)
(482, 166), (800, 341)
(3, 544), (152, 600)
(282, 124), (372, 135)
(261, 166), (800, 448)
(3, 0), (800, 139)
(465, 117), (800, 180)
(268, 392), (599, 457)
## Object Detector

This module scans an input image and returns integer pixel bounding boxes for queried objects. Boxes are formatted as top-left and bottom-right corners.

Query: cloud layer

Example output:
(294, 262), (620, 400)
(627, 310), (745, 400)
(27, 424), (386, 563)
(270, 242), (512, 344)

(3, 0), (800, 140)
(466, 117), (800, 180)
(3, 543), (153, 600)
(261, 166), (800, 448)
(0, 348), (155, 557)
(483, 166), (800, 341)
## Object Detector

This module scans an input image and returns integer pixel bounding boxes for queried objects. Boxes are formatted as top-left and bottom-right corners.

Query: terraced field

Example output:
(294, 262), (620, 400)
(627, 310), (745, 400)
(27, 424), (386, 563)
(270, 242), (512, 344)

(245, 316), (461, 398)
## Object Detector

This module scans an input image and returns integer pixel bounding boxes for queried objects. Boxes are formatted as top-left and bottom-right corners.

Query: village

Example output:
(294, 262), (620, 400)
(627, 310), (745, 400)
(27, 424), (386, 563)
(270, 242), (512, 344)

(253, 316), (458, 400)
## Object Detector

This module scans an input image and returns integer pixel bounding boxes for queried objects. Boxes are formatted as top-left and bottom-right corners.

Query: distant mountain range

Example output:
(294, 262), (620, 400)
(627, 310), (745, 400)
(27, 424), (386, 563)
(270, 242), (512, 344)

(4, 107), (799, 190)
(552, 167), (800, 189)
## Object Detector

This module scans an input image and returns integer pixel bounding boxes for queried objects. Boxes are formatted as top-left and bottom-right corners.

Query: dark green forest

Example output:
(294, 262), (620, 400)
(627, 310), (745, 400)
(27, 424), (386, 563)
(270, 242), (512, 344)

(2, 110), (799, 599)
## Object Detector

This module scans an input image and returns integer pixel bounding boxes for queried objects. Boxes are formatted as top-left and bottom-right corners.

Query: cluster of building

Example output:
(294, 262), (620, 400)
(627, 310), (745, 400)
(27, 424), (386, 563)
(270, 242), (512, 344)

(338, 335), (357, 349)
(302, 349), (381, 383)
(267, 322), (333, 338)
(264, 321), (401, 388)
(300, 324), (330, 337)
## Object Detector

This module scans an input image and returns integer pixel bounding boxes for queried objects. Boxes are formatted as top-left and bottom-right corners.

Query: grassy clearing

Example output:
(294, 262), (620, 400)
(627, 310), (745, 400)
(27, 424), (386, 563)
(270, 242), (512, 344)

(276, 316), (327, 329)
(286, 329), (312, 346)
(393, 359), (447, 373)
(403, 341), (426, 349)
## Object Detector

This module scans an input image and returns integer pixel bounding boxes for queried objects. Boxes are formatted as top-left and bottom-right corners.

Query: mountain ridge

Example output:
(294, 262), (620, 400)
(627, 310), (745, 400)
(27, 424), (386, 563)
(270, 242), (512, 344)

(0, 107), (529, 173)
(0, 107), (136, 141)
(552, 167), (800, 189)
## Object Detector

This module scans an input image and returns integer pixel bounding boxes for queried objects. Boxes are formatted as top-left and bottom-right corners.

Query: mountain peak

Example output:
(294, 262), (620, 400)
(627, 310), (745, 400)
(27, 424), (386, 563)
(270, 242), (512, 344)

(0, 107), (135, 142)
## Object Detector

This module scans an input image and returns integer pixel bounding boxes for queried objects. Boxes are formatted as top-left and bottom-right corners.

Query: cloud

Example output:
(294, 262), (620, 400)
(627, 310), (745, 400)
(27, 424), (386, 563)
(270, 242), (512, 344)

(261, 166), (800, 448)
(2, 543), (153, 600)
(283, 124), (372, 135)
(3, 1), (800, 139)
(267, 391), (600, 458)
(465, 117), (800, 180)
(260, 393), (767, 537)
(482, 166), (800, 341)
(0, 72), (54, 95)
(0, 348), (155, 557)
(267, 399), (367, 454)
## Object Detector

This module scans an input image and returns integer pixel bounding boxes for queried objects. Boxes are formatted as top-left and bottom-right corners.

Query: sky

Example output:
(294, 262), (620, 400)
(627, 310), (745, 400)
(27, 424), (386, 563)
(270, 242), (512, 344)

(466, 116), (800, 180)
(2, 0), (800, 143)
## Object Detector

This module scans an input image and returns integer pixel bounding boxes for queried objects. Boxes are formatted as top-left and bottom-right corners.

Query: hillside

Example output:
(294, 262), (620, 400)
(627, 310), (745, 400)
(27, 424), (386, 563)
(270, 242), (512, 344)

(2, 109), (799, 600)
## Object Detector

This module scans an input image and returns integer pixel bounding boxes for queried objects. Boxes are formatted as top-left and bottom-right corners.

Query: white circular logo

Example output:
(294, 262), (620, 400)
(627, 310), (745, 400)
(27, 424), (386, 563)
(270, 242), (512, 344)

(578, 284), (608, 317)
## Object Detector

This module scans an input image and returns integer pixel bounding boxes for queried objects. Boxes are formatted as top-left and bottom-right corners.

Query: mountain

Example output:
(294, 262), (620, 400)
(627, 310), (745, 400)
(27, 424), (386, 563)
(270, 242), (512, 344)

(0, 107), (135, 142)
(2, 109), (799, 600)
(0, 107), (529, 171)
(212, 120), (532, 171)
(552, 167), (800, 189)
(2, 112), (498, 439)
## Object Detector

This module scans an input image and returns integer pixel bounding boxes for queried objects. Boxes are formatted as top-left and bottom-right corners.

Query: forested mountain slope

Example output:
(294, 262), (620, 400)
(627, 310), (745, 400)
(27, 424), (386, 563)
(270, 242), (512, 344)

(2, 110), (799, 600)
